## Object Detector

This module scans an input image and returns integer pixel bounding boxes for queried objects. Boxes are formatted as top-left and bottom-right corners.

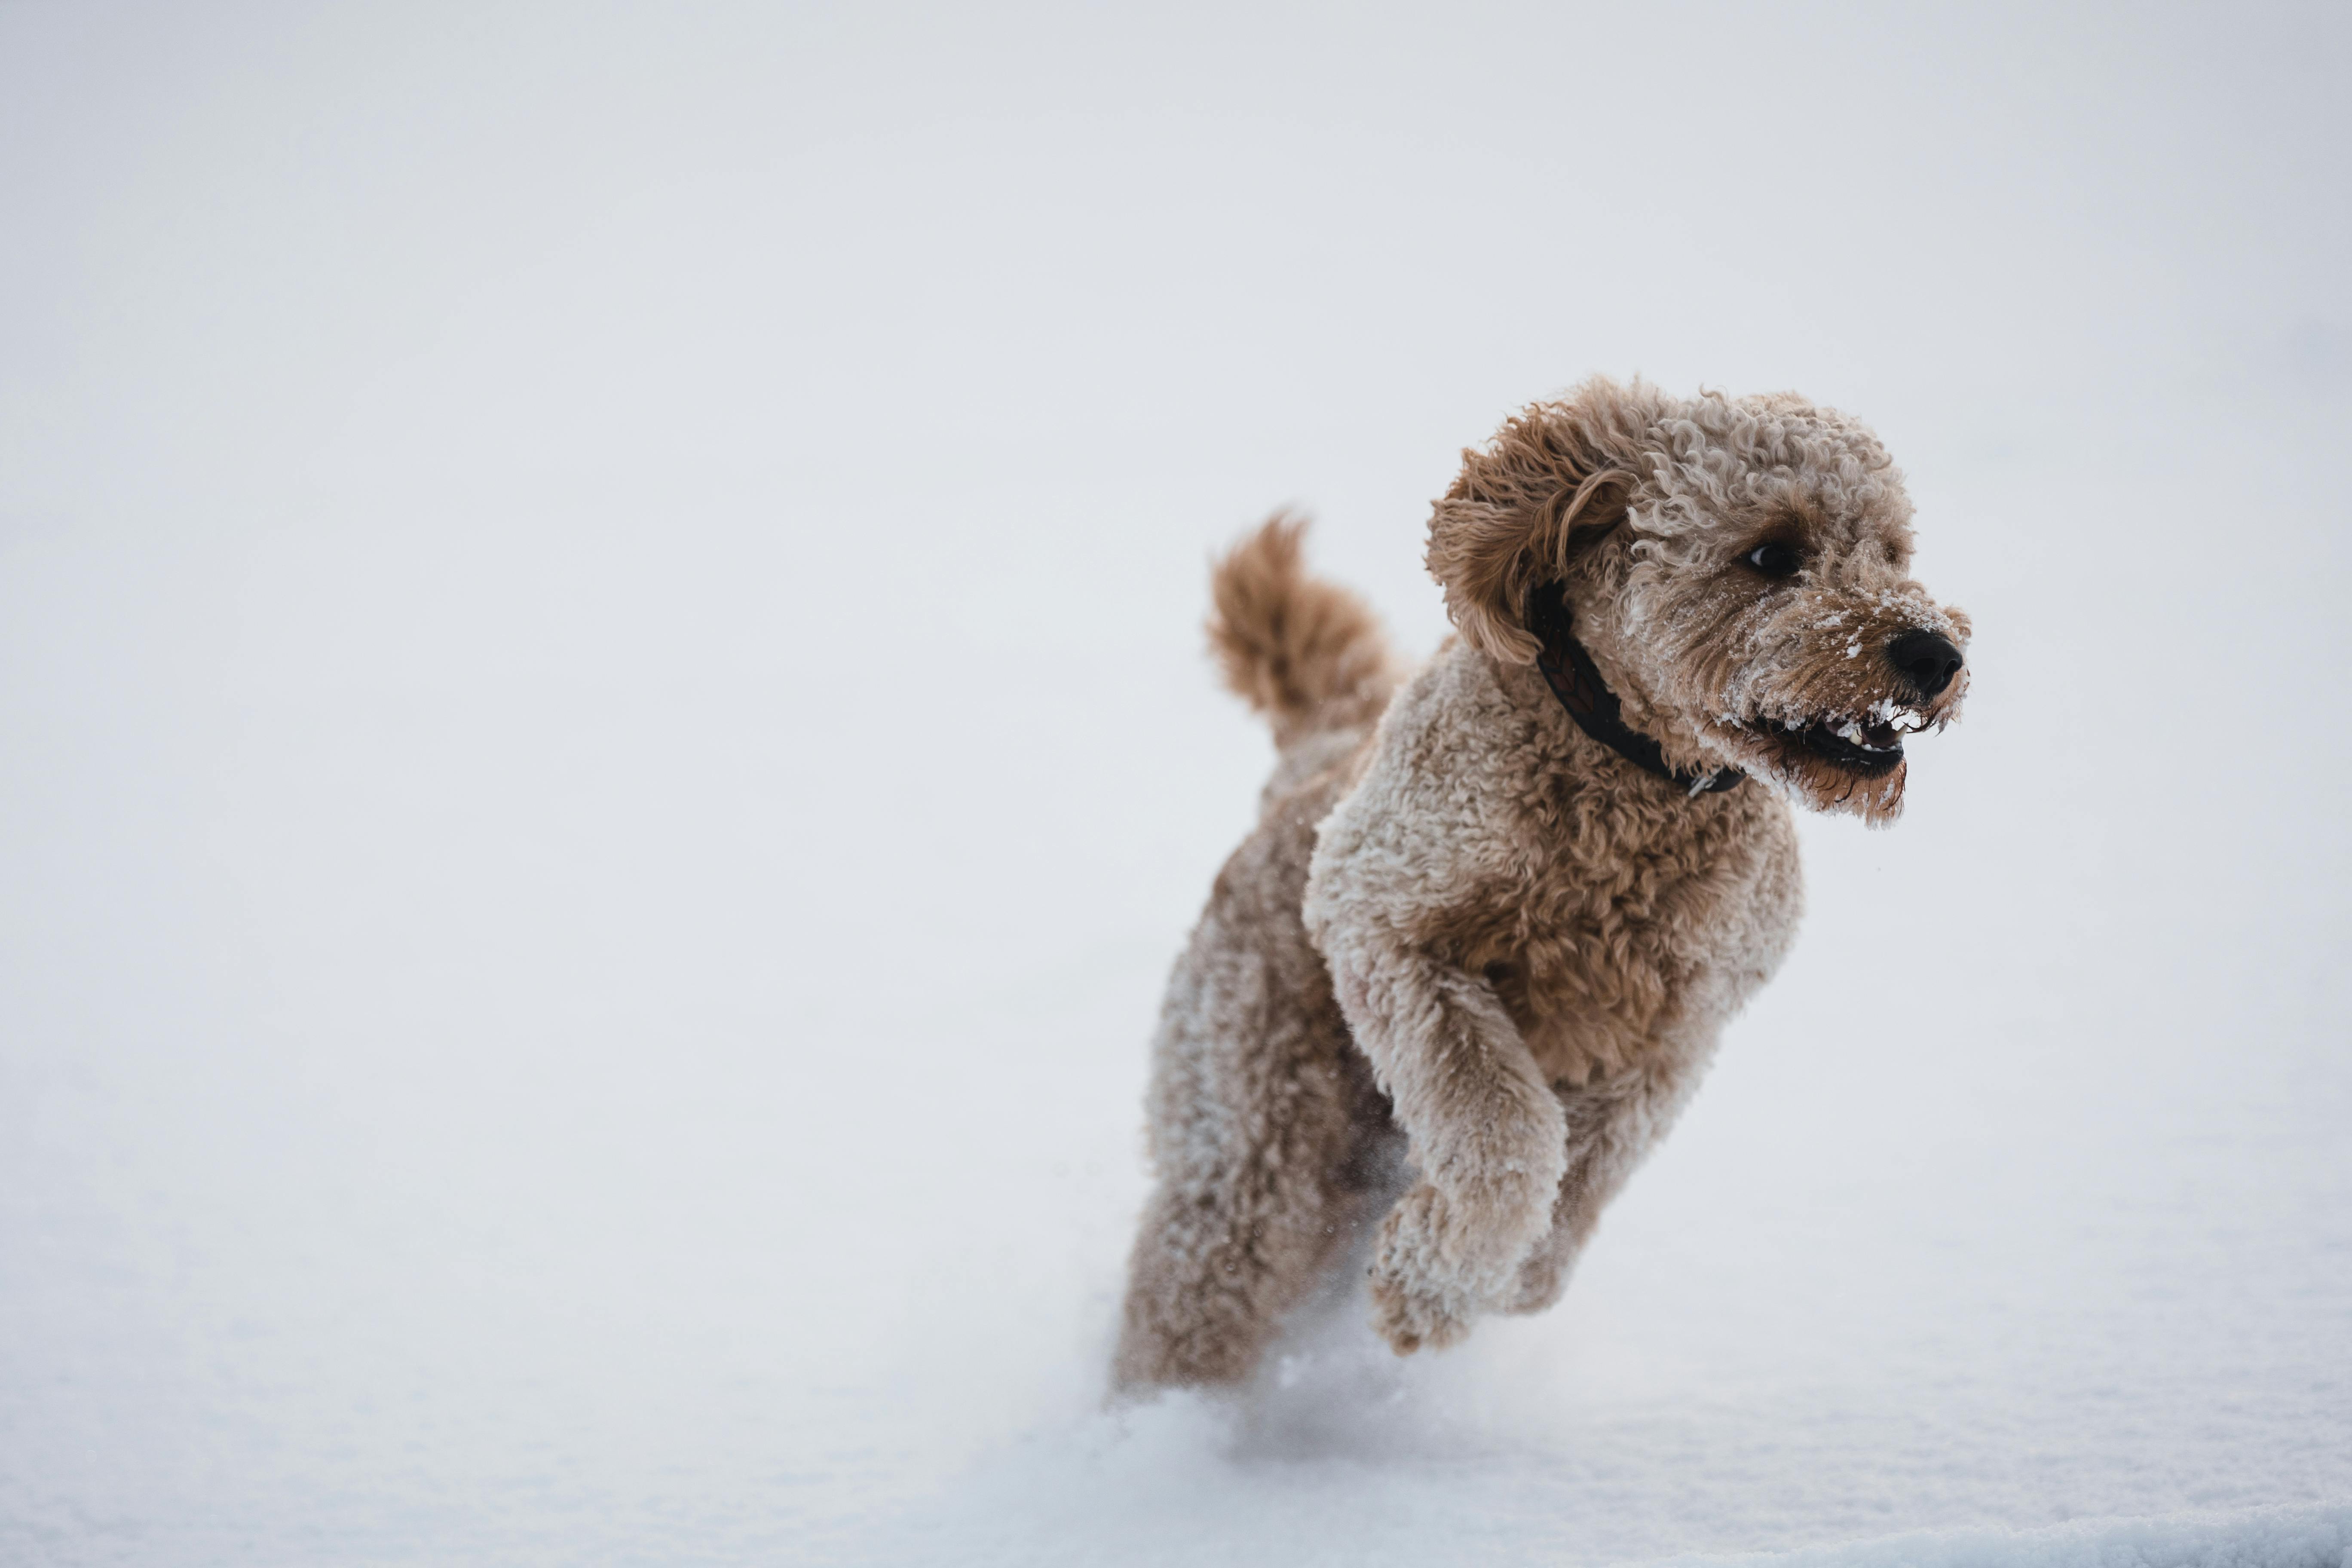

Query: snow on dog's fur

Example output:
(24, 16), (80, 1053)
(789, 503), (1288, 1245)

(1113, 377), (1969, 1389)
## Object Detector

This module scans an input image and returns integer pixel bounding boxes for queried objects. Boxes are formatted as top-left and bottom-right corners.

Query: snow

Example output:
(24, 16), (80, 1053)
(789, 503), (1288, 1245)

(2, 3), (2348, 1565)
(1661, 1507), (2352, 1568)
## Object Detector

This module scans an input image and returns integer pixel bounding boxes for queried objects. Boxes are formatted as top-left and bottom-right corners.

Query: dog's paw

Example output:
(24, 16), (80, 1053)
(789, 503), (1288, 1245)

(1366, 1182), (1493, 1355)
(1498, 1236), (1573, 1316)
(1367, 1262), (1475, 1356)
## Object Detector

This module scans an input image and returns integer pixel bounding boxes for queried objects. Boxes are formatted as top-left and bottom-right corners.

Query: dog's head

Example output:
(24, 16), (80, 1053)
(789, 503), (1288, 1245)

(1427, 377), (1969, 823)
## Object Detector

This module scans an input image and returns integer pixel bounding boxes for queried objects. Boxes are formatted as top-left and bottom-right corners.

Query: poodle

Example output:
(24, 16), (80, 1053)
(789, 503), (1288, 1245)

(1113, 376), (1970, 1390)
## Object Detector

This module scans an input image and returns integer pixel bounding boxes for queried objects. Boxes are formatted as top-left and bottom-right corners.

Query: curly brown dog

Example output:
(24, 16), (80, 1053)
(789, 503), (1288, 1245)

(1113, 377), (1971, 1391)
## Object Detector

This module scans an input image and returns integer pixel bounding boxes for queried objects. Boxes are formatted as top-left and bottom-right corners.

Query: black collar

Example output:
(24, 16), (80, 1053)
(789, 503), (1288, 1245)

(1525, 583), (1744, 796)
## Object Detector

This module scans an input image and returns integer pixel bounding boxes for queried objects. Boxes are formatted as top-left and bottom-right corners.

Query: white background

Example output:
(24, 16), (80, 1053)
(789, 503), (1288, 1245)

(1, 2), (2346, 1563)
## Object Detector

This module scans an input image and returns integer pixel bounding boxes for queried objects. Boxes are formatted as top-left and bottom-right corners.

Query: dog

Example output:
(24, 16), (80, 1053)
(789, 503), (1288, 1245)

(1112, 376), (1970, 1390)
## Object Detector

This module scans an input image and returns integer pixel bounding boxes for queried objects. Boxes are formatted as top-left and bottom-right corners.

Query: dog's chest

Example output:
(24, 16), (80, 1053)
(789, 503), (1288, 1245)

(1485, 792), (1799, 1087)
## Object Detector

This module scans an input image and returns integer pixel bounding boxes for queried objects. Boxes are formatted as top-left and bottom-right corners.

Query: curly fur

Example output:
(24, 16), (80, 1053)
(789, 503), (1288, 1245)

(1113, 378), (1969, 1390)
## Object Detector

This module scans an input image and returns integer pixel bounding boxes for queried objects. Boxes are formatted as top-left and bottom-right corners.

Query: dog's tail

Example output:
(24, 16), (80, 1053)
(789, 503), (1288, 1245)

(1207, 514), (1400, 750)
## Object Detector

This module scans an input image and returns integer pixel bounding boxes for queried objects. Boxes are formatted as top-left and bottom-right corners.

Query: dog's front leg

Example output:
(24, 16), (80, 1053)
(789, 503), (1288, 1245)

(1502, 1070), (1684, 1315)
(1326, 942), (1567, 1354)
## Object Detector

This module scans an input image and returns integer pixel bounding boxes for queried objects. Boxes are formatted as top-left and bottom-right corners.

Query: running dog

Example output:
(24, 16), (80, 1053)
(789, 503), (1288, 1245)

(1113, 377), (1969, 1389)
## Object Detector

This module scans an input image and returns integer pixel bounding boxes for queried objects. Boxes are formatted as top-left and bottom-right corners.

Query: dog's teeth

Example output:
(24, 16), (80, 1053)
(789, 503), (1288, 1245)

(1865, 696), (1932, 733)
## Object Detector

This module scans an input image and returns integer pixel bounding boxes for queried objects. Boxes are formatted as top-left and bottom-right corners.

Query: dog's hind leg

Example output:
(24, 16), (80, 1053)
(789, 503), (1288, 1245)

(1112, 514), (1403, 1394)
(1112, 791), (1392, 1394)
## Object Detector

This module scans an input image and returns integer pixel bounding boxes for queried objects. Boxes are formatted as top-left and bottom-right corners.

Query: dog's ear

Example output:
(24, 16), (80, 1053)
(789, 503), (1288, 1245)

(1426, 381), (1647, 665)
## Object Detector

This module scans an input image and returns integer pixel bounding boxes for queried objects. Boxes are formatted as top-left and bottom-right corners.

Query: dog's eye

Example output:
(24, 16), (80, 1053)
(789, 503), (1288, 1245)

(1742, 541), (1804, 579)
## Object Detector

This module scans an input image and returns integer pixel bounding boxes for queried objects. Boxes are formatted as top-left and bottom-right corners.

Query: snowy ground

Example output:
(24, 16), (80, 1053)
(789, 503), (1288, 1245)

(3, 3), (2349, 1564)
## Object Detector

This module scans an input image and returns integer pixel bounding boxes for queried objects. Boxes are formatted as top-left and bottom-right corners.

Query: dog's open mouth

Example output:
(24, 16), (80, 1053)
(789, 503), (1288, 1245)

(1740, 704), (1931, 778)
(1789, 717), (1905, 775)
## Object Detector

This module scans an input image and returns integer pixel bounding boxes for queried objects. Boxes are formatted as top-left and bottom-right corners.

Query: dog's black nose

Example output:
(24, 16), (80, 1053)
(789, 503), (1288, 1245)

(1887, 629), (1963, 698)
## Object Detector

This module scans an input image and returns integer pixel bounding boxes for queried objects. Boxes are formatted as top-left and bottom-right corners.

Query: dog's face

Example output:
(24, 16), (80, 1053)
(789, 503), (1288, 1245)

(1430, 381), (1969, 823)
